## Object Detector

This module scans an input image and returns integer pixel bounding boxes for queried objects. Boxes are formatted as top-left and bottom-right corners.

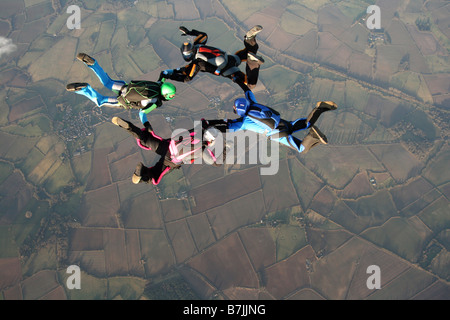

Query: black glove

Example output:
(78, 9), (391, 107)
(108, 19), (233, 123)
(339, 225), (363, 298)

(201, 118), (209, 130)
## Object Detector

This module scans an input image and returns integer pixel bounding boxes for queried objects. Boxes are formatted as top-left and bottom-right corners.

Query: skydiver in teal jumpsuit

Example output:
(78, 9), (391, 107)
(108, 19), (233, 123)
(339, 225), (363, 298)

(202, 81), (337, 153)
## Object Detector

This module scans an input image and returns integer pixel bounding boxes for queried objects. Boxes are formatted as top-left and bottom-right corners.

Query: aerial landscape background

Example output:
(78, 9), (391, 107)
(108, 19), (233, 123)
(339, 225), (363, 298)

(0, 0), (449, 300)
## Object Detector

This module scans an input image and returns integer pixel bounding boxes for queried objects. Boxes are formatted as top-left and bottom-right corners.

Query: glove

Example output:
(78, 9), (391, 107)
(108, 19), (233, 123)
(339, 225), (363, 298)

(179, 26), (190, 36)
(158, 69), (173, 82)
(201, 118), (209, 130)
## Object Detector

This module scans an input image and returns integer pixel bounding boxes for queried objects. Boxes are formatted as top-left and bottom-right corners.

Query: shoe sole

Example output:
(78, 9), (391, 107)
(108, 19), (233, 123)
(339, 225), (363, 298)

(66, 82), (88, 91)
(246, 25), (263, 39)
(111, 117), (130, 130)
(132, 163), (143, 184)
(132, 174), (142, 184)
(311, 126), (328, 144)
(76, 53), (95, 66)
(316, 101), (338, 111)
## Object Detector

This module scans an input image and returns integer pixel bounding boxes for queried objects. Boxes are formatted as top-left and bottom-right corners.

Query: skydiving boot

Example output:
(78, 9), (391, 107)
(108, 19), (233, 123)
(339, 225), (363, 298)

(245, 25), (263, 45)
(66, 82), (88, 92)
(300, 125), (328, 154)
(132, 162), (151, 184)
(76, 53), (96, 66)
(247, 52), (265, 65)
(306, 101), (338, 127)
(112, 117), (145, 140)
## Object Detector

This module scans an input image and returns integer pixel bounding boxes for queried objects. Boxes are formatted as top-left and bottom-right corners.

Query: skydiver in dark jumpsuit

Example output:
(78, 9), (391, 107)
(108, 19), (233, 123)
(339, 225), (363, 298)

(159, 25), (264, 89)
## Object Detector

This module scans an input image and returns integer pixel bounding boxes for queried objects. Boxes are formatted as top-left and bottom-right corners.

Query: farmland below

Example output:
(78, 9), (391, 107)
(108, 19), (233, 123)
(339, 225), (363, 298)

(0, 0), (449, 300)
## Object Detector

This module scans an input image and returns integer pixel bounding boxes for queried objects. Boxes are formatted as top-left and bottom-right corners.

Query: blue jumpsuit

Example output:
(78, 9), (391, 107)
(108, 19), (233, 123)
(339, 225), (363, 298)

(227, 90), (311, 153)
(72, 60), (125, 107)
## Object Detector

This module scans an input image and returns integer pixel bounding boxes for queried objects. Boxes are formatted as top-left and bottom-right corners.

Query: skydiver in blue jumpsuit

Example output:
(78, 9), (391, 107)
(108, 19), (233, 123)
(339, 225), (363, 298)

(202, 81), (337, 153)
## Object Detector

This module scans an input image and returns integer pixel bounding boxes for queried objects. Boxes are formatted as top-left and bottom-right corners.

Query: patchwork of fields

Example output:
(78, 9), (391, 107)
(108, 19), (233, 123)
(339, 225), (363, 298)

(0, 0), (448, 300)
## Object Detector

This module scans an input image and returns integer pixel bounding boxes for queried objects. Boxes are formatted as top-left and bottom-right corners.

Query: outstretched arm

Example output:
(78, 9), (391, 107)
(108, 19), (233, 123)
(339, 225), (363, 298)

(159, 65), (198, 83)
(158, 70), (171, 82)
(234, 79), (258, 104)
(235, 78), (250, 93)
(139, 110), (153, 131)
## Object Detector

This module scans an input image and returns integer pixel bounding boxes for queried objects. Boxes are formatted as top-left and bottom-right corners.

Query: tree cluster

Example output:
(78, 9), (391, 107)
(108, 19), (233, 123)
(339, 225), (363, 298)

(20, 210), (74, 261)
(144, 276), (199, 300)
(415, 17), (431, 31)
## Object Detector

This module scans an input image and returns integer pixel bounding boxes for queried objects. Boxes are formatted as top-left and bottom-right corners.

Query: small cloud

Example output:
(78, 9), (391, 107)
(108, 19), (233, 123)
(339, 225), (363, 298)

(0, 36), (17, 59)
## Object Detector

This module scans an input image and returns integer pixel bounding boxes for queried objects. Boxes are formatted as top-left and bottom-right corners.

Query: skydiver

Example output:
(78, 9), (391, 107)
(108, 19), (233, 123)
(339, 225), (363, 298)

(111, 111), (223, 185)
(201, 81), (338, 154)
(159, 25), (265, 89)
(66, 53), (176, 115)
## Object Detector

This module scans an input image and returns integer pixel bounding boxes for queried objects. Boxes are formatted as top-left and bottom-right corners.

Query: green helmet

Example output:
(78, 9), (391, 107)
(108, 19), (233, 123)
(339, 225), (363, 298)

(161, 82), (176, 100)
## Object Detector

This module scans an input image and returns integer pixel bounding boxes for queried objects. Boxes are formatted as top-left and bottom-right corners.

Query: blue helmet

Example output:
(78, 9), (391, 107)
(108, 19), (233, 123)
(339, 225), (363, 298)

(234, 98), (250, 115)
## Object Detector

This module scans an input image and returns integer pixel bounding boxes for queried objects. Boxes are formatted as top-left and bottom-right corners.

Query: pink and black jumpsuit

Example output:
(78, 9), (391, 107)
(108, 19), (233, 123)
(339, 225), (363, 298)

(134, 112), (219, 185)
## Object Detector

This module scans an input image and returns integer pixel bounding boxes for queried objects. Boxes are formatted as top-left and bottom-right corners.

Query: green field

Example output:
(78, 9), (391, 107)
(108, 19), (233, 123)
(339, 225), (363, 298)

(261, 66), (304, 97)
(61, 271), (108, 300)
(269, 224), (307, 261)
(361, 217), (427, 262)
(344, 190), (397, 225)
(418, 197), (450, 233)
(107, 276), (146, 300)
(288, 157), (323, 210)
(222, 0), (275, 21)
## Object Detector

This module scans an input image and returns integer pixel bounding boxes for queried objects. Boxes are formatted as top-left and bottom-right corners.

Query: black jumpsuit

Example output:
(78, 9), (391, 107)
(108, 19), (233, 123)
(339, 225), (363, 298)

(160, 29), (261, 88)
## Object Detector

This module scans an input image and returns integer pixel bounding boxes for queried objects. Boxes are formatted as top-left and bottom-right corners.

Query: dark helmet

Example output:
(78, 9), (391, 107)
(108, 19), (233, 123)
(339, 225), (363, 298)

(180, 41), (194, 61)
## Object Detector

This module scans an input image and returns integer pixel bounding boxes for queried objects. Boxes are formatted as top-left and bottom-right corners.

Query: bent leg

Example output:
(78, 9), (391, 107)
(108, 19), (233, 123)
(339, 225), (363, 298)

(88, 61), (126, 91)
(140, 132), (169, 155)
(148, 160), (171, 185)
(132, 161), (171, 185)
(73, 83), (117, 107)
(243, 50), (264, 89)
(300, 126), (328, 154)
(271, 135), (305, 153)
(306, 101), (338, 126)
(290, 118), (309, 133)
(245, 60), (260, 89)
(112, 117), (167, 153)
(234, 26), (263, 89)
(234, 25), (262, 59)
(268, 125), (304, 153)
